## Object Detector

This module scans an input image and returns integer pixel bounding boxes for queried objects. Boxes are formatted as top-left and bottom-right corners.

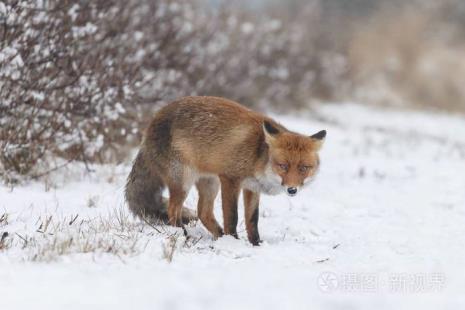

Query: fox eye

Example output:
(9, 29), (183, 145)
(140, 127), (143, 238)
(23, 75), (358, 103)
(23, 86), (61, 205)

(299, 165), (312, 173)
(278, 163), (289, 171)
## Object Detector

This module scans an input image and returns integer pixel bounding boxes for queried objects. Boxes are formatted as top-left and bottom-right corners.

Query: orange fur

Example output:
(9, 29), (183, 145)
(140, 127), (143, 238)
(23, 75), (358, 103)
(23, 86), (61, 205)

(125, 96), (326, 245)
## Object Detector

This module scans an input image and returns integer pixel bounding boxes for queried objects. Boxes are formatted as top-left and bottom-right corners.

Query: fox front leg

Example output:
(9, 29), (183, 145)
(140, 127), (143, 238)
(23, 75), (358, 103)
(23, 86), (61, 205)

(219, 176), (241, 238)
(243, 189), (261, 246)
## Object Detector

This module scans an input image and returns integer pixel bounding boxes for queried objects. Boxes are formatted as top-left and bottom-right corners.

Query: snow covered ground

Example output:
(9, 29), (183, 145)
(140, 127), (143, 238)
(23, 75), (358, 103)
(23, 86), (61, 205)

(1, 103), (464, 309)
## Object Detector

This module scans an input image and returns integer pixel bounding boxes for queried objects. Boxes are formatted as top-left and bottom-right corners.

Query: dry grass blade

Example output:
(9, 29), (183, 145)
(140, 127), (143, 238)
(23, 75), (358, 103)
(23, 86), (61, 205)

(0, 232), (10, 250)
(0, 213), (8, 227)
(162, 234), (179, 263)
(69, 214), (79, 225)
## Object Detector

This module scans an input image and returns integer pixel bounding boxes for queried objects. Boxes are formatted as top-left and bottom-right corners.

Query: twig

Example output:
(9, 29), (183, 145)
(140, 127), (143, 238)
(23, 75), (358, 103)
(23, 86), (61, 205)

(141, 216), (162, 233)
(29, 157), (75, 180)
(69, 214), (79, 225)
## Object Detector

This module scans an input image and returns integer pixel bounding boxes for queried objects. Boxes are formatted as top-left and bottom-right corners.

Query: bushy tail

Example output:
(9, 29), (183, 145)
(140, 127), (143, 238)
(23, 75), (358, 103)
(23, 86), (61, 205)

(125, 151), (196, 224)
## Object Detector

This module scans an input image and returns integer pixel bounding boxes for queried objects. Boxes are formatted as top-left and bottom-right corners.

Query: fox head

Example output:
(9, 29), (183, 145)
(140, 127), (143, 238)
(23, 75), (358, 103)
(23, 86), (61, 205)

(263, 120), (326, 197)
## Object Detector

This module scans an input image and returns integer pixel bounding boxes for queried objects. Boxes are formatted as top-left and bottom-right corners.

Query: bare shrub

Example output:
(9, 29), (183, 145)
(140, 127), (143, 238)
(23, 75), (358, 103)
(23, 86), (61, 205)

(0, 1), (142, 182)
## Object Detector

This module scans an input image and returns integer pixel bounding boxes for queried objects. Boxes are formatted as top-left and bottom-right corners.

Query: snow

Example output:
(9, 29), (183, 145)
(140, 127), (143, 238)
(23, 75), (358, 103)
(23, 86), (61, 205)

(241, 22), (255, 34)
(0, 46), (24, 80)
(1, 103), (465, 309)
(0, 2), (7, 15)
(72, 22), (98, 38)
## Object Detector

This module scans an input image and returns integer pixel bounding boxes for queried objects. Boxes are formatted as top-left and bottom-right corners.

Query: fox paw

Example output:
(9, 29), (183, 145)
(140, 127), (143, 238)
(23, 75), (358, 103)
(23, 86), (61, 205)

(249, 235), (262, 246)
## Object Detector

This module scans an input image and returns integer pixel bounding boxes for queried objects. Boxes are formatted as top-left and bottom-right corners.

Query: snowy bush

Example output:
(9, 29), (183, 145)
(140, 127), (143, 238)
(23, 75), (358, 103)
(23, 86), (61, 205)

(0, 0), (202, 182)
(0, 1), (143, 182)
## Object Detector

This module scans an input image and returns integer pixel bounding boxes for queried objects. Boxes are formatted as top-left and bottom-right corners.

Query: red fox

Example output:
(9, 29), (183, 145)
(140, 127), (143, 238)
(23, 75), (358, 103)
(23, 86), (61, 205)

(125, 96), (326, 245)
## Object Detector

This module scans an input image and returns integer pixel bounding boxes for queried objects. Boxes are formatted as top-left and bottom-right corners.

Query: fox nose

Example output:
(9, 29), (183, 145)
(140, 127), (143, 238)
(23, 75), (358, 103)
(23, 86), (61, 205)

(287, 187), (298, 196)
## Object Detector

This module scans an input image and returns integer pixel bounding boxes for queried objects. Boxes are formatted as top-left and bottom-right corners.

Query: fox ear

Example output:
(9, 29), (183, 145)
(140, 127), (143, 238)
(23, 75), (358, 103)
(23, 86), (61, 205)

(310, 130), (326, 150)
(263, 120), (280, 144)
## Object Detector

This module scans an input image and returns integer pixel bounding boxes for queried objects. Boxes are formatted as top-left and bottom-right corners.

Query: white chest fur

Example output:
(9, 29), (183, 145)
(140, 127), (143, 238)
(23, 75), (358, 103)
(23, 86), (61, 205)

(242, 166), (283, 195)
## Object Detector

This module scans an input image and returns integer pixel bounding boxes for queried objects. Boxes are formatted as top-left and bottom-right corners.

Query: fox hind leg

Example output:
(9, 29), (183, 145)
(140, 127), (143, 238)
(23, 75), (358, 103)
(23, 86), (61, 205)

(166, 161), (206, 226)
(196, 177), (223, 238)
(167, 185), (188, 227)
